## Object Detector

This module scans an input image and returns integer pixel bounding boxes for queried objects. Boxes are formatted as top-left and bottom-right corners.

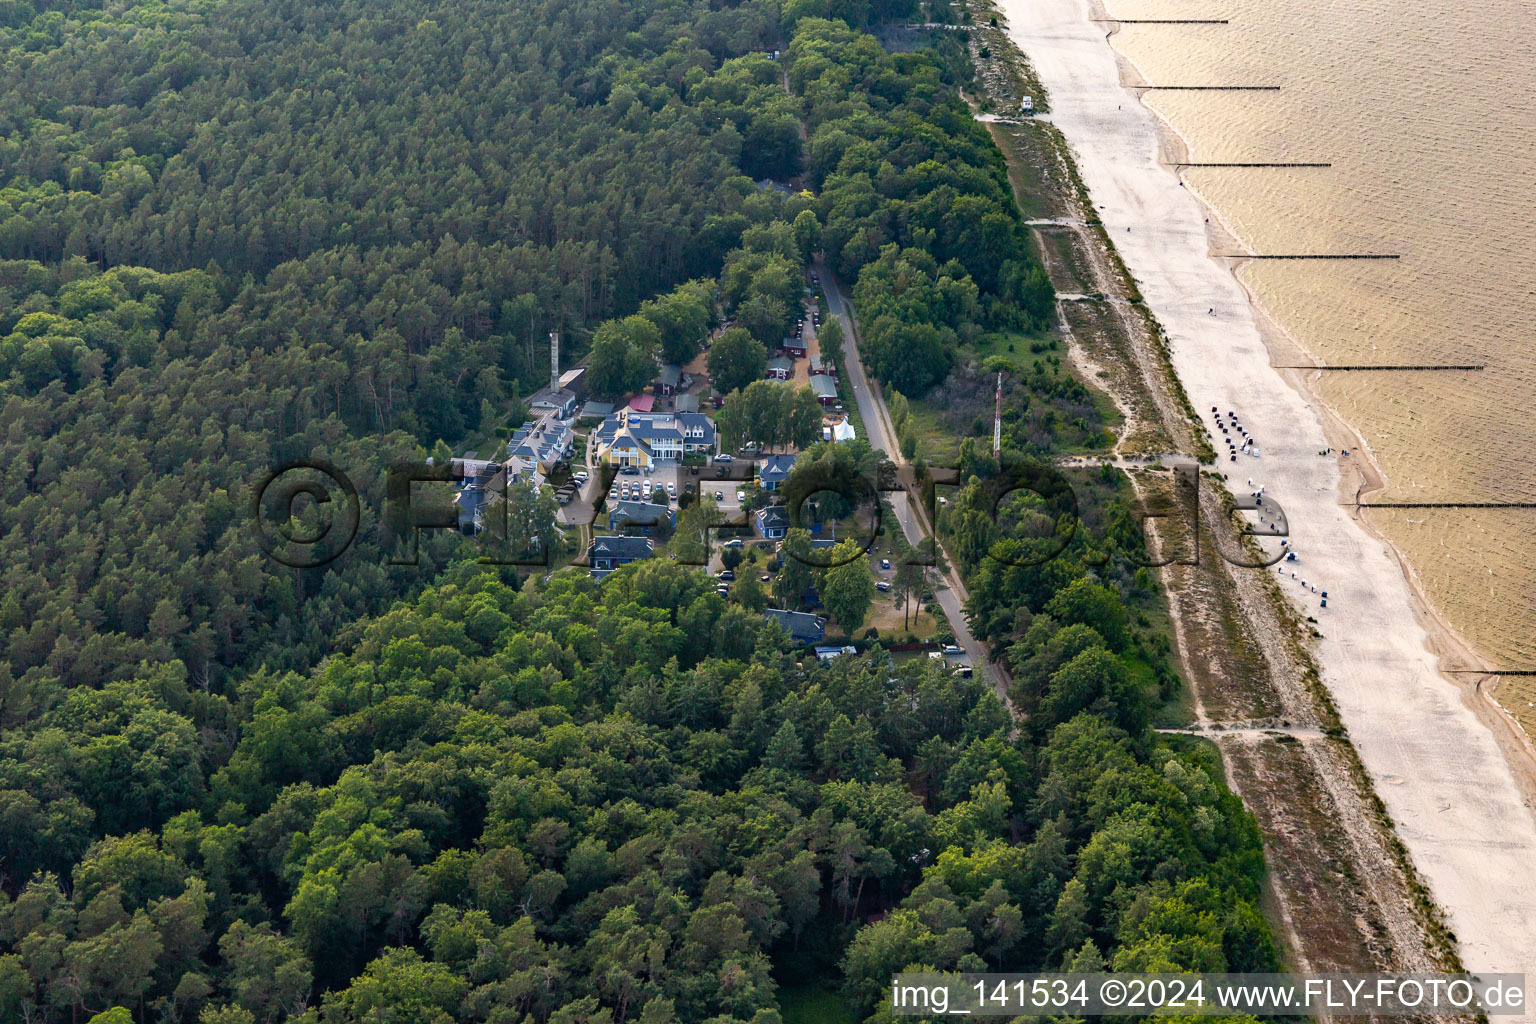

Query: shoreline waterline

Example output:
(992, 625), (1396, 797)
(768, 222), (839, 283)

(997, 0), (1536, 979)
(1094, 6), (1536, 784)
(1101, 18), (1536, 753)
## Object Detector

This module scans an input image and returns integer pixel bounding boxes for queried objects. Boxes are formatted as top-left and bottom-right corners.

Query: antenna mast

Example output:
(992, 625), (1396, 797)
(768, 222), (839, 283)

(992, 372), (1002, 457)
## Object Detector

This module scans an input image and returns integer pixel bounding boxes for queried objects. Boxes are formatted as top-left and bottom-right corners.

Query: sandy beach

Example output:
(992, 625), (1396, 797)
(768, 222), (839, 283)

(998, 0), (1536, 979)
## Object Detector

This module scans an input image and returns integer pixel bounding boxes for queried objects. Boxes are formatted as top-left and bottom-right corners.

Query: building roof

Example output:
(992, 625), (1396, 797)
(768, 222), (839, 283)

(608, 430), (654, 458)
(758, 454), (797, 482)
(448, 457), (498, 478)
(628, 394), (656, 413)
(558, 367), (587, 395)
(829, 418), (855, 442)
(810, 376), (838, 400)
(608, 500), (672, 526)
(508, 416), (571, 465)
(581, 400), (615, 419)
(657, 364), (682, 388)
(592, 409), (717, 451)
(756, 505), (790, 531)
(808, 354), (826, 373)
(674, 393), (699, 413)
(765, 608), (825, 640)
(767, 356), (794, 374)
(588, 535), (654, 560)
(528, 385), (576, 412)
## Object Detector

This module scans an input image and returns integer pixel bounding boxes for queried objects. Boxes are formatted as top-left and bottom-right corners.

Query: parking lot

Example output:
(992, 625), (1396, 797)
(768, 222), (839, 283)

(554, 454), (763, 529)
(599, 459), (753, 517)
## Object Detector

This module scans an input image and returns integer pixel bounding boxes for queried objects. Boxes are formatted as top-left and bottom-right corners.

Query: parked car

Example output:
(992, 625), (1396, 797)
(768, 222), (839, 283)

(759, 574), (773, 583)
(943, 644), (965, 657)
(735, 490), (745, 503)
(875, 581), (891, 592)
(621, 466), (639, 475)
(880, 559), (891, 570)
(713, 453), (733, 463)
(714, 490), (724, 501)
(666, 482), (677, 495)
(718, 570), (735, 581)
(573, 471), (589, 484)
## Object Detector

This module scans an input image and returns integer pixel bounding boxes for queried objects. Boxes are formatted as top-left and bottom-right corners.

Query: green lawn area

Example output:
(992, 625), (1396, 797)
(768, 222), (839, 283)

(903, 398), (963, 466)
(958, 326), (1058, 371)
(779, 985), (857, 1024)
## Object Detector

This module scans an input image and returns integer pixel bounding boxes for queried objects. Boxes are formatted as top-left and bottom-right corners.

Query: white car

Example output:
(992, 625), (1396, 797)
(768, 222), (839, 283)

(667, 482), (676, 495)
(573, 471), (589, 484)
(735, 490), (745, 503)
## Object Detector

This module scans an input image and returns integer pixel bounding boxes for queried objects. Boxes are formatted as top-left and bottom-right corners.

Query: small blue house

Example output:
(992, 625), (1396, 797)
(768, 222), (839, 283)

(608, 500), (675, 534)
(755, 505), (789, 540)
(588, 535), (654, 573)
(756, 454), (796, 492)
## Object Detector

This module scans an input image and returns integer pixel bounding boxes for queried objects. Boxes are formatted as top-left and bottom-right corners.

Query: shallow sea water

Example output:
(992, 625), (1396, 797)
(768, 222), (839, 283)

(1102, 0), (1536, 722)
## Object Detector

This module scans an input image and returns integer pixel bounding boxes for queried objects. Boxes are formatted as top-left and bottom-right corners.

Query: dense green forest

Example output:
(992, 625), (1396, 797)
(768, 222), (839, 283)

(1, 559), (1275, 1024)
(0, 0), (1279, 1020)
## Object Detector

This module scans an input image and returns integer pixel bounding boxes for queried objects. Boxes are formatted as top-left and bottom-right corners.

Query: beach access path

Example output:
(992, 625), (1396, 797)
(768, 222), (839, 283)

(997, 0), (1536, 978)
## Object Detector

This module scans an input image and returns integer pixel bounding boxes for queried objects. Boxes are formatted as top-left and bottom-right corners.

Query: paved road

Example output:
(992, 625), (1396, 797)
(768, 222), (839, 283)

(817, 259), (1004, 697)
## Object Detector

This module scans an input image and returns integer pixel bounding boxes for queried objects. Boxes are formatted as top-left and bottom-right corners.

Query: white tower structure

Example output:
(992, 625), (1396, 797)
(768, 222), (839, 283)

(992, 372), (1003, 457)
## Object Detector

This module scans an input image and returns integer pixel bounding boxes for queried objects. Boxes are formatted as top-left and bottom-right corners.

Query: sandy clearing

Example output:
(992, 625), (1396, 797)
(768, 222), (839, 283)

(999, 0), (1536, 980)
